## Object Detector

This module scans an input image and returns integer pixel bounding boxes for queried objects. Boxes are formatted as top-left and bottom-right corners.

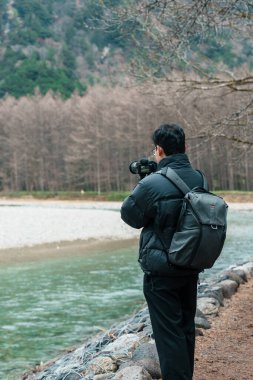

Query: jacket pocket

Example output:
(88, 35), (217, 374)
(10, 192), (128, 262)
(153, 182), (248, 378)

(139, 248), (169, 274)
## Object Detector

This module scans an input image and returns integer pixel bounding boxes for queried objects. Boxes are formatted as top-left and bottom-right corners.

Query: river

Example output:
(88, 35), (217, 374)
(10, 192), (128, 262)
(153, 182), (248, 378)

(0, 202), (252, 379)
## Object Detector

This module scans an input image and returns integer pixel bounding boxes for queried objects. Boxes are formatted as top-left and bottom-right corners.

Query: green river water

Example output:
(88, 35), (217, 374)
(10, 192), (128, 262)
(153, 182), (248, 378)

(0, 210), (253, 379)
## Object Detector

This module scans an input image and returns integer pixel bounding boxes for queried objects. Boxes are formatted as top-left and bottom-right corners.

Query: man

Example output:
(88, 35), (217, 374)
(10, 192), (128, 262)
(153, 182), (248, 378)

(121, 123), (206, 380)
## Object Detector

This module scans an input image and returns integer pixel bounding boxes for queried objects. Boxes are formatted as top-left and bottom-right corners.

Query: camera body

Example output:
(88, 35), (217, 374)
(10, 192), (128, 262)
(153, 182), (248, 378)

(129, 158), (157, 179)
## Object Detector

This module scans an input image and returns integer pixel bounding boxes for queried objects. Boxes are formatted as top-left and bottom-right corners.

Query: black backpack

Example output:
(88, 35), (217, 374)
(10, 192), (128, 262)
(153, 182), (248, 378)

(158, 167), (228, 271)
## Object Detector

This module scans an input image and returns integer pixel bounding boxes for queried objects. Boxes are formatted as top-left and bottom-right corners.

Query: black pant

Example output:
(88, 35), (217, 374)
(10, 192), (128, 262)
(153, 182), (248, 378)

(143, 273), (198, 380)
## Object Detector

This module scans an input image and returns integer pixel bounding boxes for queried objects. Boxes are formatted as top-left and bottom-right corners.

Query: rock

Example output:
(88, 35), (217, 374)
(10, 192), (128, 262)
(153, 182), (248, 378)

(218, 270), (244, 285)
(132, 342), (159, 362)
(210, 286), (225, 305)
(233, 265), (252, 280)
(56, 373), (81, 380)
(197, 282), (210, 293)
(197, 297), (220, 316)
(195, 308), (207, 319)
(135, 306), (149, 322)
(135, 358), (161, 379)
(217, 279), (238, 298)
(198, 286), (224, 306)
(133, 307), (150, 321)
(123, 323), (145, 334)
(94, 334), (114, 350)
(129, 341), (161, 378)
(119, 341), (161, 379)
(102, 334), (140, 360)
(84, 356), (117, 376)
(195, 316), (211, 329)
(195, 328), (204, 336)
(142, 324), (153, 338)
(231, 268), (248, 282)
(241, 262), (253, 277)
(112, 365), (152, 380)
(94, 374), (115, 380)
(195, 309), (212, 328)
(119, 357), (161, 379)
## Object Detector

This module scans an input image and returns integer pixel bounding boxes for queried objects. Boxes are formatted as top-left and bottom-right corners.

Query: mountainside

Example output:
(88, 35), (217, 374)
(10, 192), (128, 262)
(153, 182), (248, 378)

(0, 0), (128, 98)
(0, 0), (252, 98)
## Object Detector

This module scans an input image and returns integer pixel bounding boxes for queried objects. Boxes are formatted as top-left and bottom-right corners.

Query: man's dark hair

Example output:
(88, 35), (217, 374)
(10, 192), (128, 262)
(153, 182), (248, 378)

(152, 123), (185, 156)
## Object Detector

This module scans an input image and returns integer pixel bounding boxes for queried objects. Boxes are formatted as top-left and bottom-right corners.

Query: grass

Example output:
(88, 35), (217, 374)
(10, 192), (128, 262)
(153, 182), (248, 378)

(0, 190), (253, 202)
(216, 190), (253, 195)
(0, 191), (130, 201)
(215, 191), (253, 202)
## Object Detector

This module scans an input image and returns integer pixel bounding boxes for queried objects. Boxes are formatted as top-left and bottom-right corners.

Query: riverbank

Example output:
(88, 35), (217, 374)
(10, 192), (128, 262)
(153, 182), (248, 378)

(0, 200), (252, 264)
(0, 200), (139, 250)
(0, 199), (252, 251)
(0, 238), (138, 265)
(21, 260), (253, 380)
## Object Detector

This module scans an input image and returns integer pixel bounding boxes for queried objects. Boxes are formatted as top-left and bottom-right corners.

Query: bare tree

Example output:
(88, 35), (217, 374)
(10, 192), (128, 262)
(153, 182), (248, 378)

(104, 0), (253, 149)
(106, 1), (253, 80)
(0, 85), (252, 192)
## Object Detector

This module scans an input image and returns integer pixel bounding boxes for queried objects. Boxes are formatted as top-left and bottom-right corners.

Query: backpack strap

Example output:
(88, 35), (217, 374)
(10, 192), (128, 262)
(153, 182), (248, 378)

(161, 167), (191, 195)
(159, 167), (208, 193)
(154, 167), (190, 267)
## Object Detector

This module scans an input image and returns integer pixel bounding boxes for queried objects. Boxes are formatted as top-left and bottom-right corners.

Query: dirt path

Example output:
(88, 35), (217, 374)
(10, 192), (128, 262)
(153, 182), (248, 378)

(194, 280), (253, 380)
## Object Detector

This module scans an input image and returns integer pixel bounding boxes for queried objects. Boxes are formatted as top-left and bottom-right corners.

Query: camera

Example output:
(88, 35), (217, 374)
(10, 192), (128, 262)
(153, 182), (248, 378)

(129, 158), (157, 179)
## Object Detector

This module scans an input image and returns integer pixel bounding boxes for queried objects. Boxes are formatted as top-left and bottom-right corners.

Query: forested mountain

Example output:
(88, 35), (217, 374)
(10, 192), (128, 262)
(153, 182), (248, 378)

(0, 0), (129, 98)
(0, 0), (252, 98)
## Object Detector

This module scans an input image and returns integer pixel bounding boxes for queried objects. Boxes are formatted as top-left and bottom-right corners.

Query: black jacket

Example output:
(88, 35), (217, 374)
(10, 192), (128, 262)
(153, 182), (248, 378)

(121, 153), (205, 276)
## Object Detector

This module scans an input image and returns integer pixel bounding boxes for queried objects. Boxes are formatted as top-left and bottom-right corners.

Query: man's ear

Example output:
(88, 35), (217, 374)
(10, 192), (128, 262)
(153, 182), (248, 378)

(157, 145), (166, 158)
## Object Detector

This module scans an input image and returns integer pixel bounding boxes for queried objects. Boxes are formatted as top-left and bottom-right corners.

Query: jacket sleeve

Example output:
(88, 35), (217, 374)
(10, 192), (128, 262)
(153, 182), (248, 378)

(121, 181), (154, 229)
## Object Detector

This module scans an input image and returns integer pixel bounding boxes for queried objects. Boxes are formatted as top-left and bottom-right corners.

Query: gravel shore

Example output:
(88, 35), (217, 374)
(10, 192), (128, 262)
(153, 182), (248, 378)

(1, 200), (252, 266)
(0, 200), (252, 251)
(0, 200), (139, 250)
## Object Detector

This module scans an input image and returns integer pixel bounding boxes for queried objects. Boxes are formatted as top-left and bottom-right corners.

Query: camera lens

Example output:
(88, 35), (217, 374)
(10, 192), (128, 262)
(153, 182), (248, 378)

(129, 161), (139, 174)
